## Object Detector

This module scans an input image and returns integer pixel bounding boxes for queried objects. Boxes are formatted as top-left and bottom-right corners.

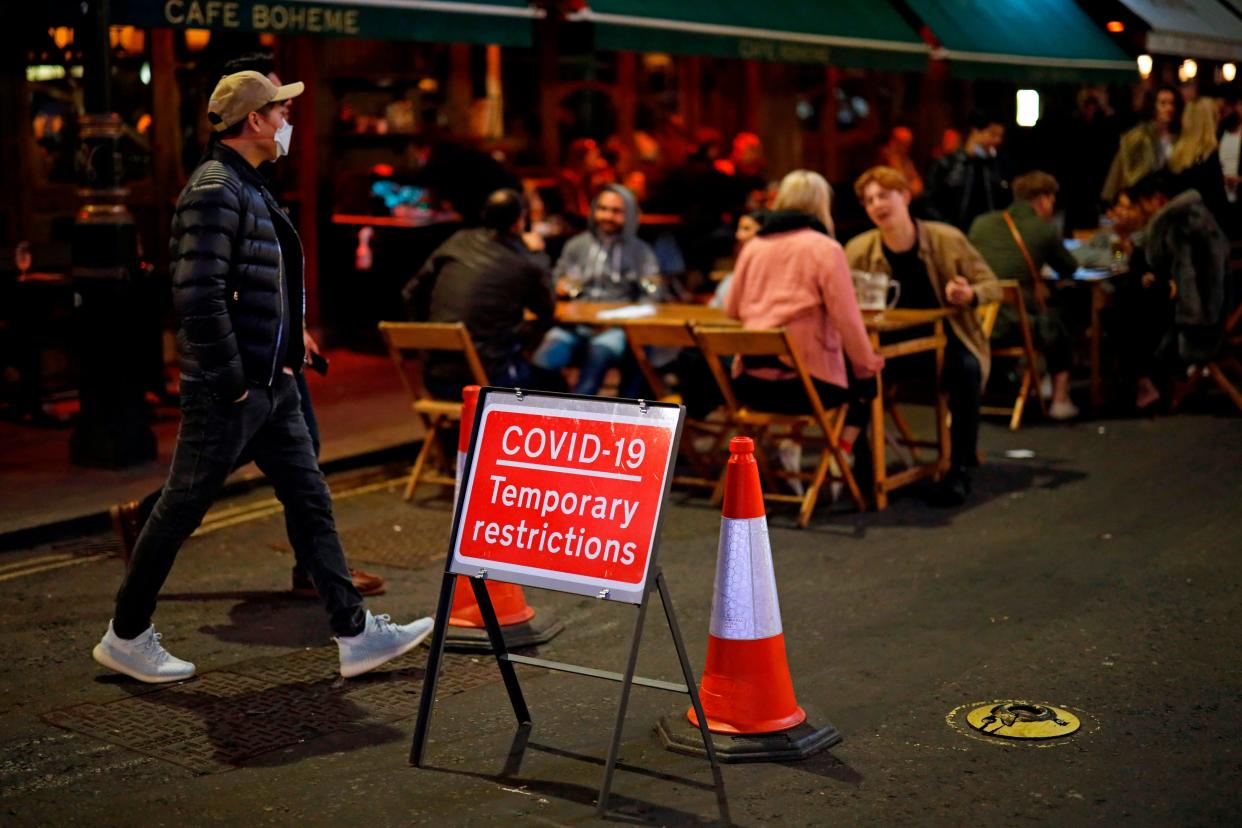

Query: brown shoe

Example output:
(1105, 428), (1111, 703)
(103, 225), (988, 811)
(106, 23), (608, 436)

(291, 567), (387, 598)
(109, 500), (142, 566)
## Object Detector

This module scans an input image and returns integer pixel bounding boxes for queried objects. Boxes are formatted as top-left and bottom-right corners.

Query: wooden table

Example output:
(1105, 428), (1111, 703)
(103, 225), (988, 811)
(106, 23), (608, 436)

(554, 301), (733, 326)
(864, 308), (956, 510)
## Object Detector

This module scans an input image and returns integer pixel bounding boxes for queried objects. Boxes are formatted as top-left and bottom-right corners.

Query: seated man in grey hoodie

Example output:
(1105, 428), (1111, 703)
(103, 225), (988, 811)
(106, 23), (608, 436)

(533, 184), (664, 395)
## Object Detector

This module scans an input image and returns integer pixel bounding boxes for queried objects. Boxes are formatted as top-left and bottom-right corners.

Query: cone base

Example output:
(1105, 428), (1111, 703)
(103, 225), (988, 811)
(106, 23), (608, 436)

(656, 704), (841, 763)
(442, 617), (565, 653)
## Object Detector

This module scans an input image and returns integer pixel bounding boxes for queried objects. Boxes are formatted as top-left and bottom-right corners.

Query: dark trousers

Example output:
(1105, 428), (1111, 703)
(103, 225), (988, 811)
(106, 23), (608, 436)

(993, 303), (1075, 375)
(115, 372), (364, 639)
(1113, 279), (1176, 384)
(425, 354), (569, 402)
(944, 337), (983, 469)
(881, 332), (982, 470)
(732, 370), (874, 428)
(136, 372), (321, 580)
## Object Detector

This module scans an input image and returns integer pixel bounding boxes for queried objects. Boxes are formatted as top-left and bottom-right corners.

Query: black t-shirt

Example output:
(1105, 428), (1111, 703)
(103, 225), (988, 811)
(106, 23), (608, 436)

(882, 238), (940, 309)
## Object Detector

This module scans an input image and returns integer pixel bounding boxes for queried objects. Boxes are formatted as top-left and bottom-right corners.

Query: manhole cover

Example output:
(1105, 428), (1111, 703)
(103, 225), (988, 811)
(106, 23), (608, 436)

(963, 701), (1081, 740)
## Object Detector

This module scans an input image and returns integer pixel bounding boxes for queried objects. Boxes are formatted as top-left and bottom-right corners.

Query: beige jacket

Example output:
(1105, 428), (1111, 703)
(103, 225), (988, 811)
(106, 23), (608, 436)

(844, 220), (1001, 385)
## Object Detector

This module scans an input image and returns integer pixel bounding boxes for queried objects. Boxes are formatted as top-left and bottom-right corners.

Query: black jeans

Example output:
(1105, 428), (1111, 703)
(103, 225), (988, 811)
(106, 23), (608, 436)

(943, 337), (983, 469)
(136, 372), (321, 580)
(882, 332), (982, 470)
(1113, 278), (1176, 385)
(114, 372), (364, 639)
(732, 370), (874, 428)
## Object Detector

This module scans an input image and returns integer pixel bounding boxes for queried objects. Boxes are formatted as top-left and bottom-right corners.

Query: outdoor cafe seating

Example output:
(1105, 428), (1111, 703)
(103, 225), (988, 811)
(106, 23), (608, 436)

(377, 321), (488, 500)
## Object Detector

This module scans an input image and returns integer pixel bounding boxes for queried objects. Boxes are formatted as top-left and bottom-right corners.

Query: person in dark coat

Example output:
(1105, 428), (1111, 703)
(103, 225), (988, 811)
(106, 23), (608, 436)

(403, 188), (564, 399)
(1113, 172), (1231, 411)
(92, 72), (432, 685)
(925, 110), (1011, 232)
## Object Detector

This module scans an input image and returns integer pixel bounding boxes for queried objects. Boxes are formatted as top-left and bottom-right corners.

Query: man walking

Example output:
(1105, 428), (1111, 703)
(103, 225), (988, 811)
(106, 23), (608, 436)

(111, 51), (386, 600)
(93, 71), (432, 683)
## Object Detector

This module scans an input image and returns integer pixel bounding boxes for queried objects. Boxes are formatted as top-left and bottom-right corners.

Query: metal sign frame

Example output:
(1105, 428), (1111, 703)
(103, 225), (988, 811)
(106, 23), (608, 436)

(410, 387), (719, 815)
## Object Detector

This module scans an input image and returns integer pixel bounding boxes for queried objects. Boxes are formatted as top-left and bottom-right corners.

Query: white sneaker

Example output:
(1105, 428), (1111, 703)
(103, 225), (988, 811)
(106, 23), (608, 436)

(1048, 399), (1080, 421)
(336, 611), (434, 678)
(1039, 375), (1053, 401)
(777, 439), (804, 497)
(92, 621), (196, 684)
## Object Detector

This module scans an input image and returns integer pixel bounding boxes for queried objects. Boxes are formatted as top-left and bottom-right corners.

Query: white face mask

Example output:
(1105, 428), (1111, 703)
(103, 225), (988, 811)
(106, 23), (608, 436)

(274, 120), (293, 157)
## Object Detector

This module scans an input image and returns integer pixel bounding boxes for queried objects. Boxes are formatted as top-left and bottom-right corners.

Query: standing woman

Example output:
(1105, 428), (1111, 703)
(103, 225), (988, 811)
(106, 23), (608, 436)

(1169, 97), (1230, 232)
(724, 170), (884, 470)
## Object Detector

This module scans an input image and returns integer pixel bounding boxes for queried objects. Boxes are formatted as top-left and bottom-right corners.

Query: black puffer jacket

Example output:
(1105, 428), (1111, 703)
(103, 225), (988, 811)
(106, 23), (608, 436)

(169, 142), (304, 402)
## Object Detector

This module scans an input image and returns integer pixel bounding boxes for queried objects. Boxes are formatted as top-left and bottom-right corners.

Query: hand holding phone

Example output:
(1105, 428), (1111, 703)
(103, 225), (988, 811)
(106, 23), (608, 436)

(308, 351), (329, 375)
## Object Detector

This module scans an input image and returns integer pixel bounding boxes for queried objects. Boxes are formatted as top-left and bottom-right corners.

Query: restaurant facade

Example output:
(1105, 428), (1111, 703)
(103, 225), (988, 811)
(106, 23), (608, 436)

(4, 0), (1239, 464)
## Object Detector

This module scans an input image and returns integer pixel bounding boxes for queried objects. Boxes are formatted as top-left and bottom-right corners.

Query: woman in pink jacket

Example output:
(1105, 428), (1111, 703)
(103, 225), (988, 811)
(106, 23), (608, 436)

(724, 170), (884, 460)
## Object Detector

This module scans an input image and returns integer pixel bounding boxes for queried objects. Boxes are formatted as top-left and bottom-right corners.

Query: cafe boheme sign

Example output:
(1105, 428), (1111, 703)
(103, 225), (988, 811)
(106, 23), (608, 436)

(111, 0), (535, 46)
(164, 1), (360, 35)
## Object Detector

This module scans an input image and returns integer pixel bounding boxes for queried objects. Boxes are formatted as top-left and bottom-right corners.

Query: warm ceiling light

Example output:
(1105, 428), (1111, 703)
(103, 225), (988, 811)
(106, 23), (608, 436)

(1224, 63), (1237, 82)
(1137, 54), (1153, 78)
(1106, 21), (1125, 33)
(109, 26), (145, 55)
(51, 27), (73, 49)
(1179, 58), (1198, 82)
(184, 28), (211, 51)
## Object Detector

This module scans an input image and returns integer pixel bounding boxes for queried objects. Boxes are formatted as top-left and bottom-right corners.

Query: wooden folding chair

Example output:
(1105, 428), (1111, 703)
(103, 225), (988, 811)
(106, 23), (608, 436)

(378, 321), (489, 500)
(981, 279), (1048, 430)
(693, 326), (865, 527)
(620, 319), (725, 489)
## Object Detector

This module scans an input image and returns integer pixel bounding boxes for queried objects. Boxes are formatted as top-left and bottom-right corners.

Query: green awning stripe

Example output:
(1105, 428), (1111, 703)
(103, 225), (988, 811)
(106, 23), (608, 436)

(110, 0), (539, 46)
(320, 0), (541, 19)
(905, 0), (1136, 80)
(575, 10), (929, 56)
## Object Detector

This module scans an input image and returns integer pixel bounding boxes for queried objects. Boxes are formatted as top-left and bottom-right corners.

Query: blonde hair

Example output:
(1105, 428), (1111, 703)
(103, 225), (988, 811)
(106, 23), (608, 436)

(772, 169), (834, 234)
(1168, 98), (1219, 174)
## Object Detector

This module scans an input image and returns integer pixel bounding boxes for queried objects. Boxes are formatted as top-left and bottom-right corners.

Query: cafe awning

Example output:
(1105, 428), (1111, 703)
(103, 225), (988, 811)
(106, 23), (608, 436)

(570, 0), (931, 69)
(1115, 0), (1242, 62)
(110, 0), (542, 47)
(903, 0), (1137, 82)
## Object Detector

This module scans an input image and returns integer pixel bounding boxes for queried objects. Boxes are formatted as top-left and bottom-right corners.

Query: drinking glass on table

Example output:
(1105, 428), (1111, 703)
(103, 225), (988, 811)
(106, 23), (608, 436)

(556, 266), (584, 299)
(14, 241), (32, 279)
(639, 273), (661, 298)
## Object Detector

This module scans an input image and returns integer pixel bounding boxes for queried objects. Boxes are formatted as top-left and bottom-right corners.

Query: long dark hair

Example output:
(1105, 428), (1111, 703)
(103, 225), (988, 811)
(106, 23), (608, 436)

(1141, 86), (1184, 135)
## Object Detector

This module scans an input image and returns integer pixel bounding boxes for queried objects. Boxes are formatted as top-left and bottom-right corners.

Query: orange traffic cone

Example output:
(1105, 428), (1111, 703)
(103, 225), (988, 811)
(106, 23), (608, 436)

(657, 436), (840, 761)
(444, 386), (563, 652)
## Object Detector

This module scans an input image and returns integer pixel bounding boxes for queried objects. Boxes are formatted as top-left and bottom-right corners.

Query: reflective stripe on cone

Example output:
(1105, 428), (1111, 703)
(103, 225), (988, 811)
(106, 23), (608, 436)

(687, 436), (808, 735)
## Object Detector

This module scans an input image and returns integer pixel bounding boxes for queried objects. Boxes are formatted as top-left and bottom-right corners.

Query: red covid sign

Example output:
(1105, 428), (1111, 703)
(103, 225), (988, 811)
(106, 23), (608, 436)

(451, 399), (678, 601)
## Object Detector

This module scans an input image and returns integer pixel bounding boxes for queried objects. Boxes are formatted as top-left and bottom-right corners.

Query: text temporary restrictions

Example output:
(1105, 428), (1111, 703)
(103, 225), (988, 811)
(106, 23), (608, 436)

(451, 400), (678, 602)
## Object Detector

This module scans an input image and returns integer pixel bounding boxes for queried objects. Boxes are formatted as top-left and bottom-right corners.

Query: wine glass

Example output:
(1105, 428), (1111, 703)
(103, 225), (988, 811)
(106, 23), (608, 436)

(639, 274), (661, 298)
(14, 242), (32, 279)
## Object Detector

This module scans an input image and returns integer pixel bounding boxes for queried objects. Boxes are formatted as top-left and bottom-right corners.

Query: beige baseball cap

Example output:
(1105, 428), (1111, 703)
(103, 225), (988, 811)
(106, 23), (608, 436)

(207, 70), (304, 132)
